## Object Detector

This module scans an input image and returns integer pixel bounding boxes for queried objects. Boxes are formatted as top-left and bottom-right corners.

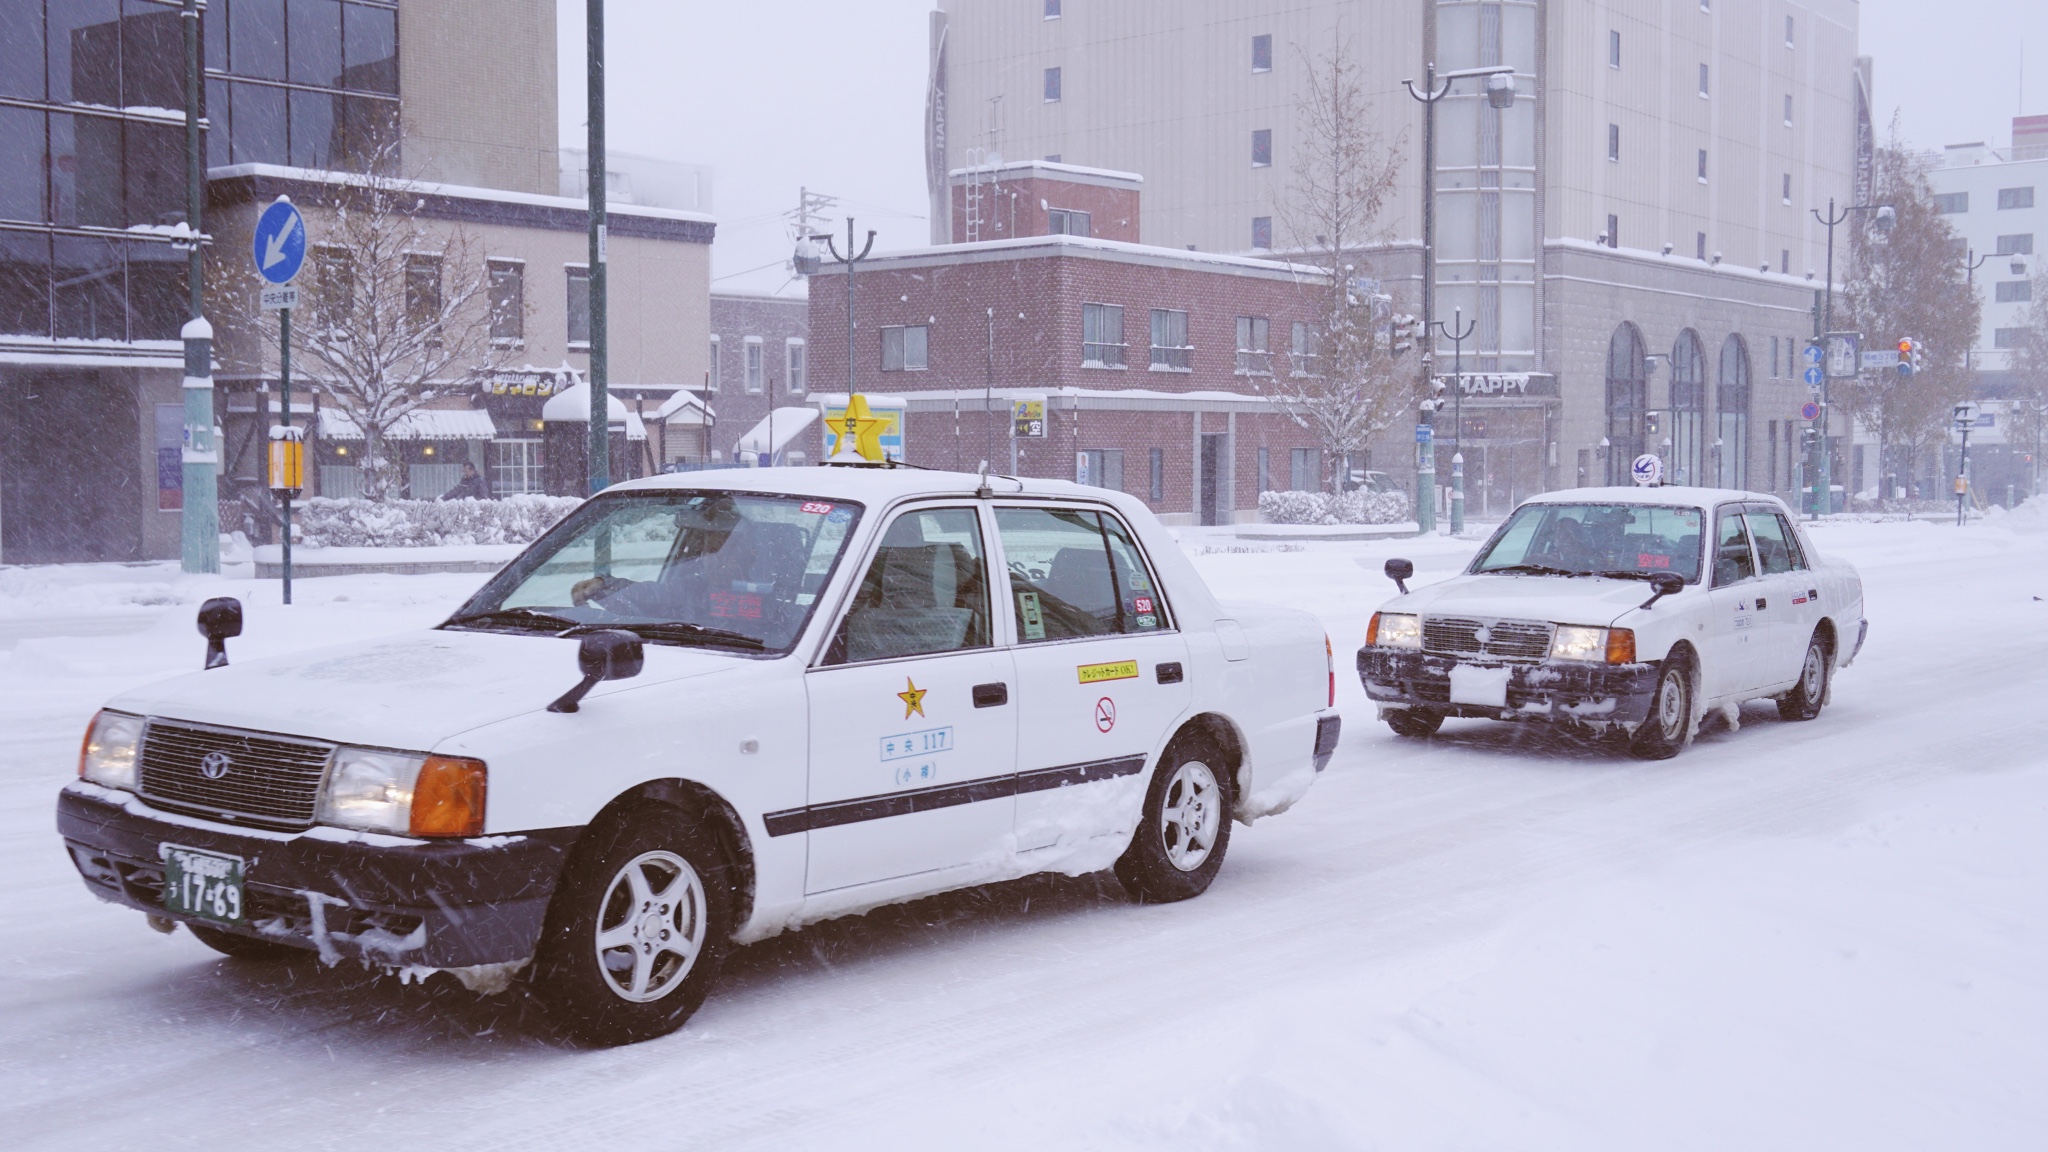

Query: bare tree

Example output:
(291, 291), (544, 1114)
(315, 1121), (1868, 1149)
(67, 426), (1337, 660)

(1263, 34), (1412, 492)
(1836, 127), (1981, 504)
(218, 135), (517, 500)
(2005, 270), (2048, 498)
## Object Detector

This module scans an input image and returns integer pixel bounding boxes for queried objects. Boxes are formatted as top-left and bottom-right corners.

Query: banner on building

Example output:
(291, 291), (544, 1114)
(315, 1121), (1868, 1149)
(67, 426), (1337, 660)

(1436, 373), (1559, 399)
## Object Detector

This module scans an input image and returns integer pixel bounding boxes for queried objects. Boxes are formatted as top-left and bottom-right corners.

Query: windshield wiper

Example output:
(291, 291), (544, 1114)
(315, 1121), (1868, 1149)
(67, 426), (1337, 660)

(1481, 563), (1583, 577)
(442, 607), (581, 633)
(1591, 569), (1666, 583)
(565, 620), (766, 650)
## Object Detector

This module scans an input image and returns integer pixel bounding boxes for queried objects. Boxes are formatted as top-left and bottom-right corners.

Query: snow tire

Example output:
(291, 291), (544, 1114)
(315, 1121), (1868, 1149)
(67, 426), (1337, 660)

(1776, 630), (1831, 722)
(1113, 738), (1233, 904)
(1385, 708), (1444, 739)
(531, 804), (737, 1047)
(1630, 649), (1694, 761)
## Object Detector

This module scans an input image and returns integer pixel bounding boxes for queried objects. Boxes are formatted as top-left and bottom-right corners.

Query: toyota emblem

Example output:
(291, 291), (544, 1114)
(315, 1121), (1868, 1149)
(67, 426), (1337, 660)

(199, 750), (233, 780)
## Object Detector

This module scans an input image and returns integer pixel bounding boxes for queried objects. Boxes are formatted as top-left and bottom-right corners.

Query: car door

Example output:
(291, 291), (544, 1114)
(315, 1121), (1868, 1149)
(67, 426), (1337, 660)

(799, 505), (1017, 893)
(994, 504), (1192, 854)
(1742, 506), (1811, 689)
(1704, 505), (1767, 700)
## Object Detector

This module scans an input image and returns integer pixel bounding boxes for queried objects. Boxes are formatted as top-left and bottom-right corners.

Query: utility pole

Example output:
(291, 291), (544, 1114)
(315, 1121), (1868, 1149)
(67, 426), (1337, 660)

(1809, 197), (1893, 519)
(818, 219), (878, 403)
(1436, 306), (1475, 534)
(586, 0), (610, 495)
(179, 0), (217, 573)
(985, 306), (996, 470)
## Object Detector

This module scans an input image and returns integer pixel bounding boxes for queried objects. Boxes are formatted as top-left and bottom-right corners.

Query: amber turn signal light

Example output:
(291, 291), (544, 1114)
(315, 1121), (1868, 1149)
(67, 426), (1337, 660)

(1365, 612), (1382, 647)
(410, 756), (487, 837)
(1605, 627), (1637, 665)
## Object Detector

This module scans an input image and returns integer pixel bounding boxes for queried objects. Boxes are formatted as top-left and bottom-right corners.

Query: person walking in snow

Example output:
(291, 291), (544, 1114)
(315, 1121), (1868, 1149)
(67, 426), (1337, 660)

(441, 461), (492, 501)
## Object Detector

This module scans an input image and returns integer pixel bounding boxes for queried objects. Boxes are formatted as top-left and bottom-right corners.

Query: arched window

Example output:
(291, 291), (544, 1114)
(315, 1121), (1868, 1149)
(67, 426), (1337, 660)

(1604, 323), (1646, 485)
(1668, 330), (1706, 485)
(1717, 334), (1751, 489)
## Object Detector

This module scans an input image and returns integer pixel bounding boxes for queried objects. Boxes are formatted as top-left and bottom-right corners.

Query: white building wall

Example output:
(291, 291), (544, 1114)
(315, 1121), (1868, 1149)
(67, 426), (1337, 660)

(1928, 151), (2047, 373)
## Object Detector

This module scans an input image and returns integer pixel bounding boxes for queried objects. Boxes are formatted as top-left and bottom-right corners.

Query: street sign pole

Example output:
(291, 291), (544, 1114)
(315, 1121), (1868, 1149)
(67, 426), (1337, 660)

(279, 305), (292, 603)
(586, 0), (610, 495)
(252, 196), (307, 602)
(179, 0), (216, 574)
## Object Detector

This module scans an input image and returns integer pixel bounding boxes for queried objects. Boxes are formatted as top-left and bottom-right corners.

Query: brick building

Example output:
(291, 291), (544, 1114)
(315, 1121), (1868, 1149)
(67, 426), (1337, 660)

(809, 164), (1340, 525)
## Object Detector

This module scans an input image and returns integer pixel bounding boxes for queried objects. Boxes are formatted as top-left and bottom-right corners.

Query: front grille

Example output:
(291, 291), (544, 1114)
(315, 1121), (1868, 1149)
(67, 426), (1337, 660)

(1423, 616), (1554, 661)
(138, 720), (335, 831)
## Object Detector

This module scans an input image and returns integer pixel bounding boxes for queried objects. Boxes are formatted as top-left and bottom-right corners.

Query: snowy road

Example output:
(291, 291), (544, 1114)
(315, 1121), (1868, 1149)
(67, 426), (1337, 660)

(4, 519), (2046, 1150)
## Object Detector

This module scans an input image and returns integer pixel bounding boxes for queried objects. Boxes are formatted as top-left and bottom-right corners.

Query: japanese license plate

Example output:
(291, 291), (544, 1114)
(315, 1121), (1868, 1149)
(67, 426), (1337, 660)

(160, 844), (245, 925)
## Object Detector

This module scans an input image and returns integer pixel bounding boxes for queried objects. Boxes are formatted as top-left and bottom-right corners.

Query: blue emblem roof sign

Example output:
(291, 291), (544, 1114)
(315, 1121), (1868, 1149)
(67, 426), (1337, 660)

(252, 197), (307, 286)
(1631, 453), (1663, 487)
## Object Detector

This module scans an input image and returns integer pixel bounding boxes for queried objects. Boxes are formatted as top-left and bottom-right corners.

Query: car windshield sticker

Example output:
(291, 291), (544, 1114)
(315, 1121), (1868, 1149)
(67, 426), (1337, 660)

(880, 726), (954, 761)
(1094, 697), (1117, 732)
(897, 678), (928, 719)
(801, 501), (834, 514)
(1637, 553), (1672, 568)
(709, 590), (763, 620)
(1077, 659), (1139, 684)
(1018, 591), (1046, 640)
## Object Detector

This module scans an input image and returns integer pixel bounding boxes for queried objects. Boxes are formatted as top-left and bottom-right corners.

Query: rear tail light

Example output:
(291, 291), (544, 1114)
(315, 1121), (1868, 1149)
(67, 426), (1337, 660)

(1325, 633), (1336, 707)
(410, 756), (488, 837)
(1606, 628), (1638, 665)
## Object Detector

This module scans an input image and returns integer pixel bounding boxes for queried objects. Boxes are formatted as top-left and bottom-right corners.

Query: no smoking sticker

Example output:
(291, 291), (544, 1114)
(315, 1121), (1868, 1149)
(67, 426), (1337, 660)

(1094, 697), (1117, 733)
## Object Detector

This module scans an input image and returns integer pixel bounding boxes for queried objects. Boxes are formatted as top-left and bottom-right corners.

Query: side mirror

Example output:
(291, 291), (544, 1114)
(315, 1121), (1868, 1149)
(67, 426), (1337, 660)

(1639, 572), (1685, 610)
(197, 597), (243, 669)
(547, 630), (645, 713)
(1385, 558), (1414, 595)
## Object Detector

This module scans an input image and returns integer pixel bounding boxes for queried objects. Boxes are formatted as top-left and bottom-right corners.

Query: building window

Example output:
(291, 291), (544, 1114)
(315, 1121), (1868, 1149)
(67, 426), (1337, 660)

(1043, 66), (1061, 102)
(1783, 173), (1793, 204)
(1082, 302), (1125, 366)
(1257, 447), (1271, 492)
(1696, 232), (1708, 260)
(1698, 63), (1709, 97)
(1252, 34), (1273, 72)
(1996, 234), (2034, 255)
(488, 259), (524, 345)
(880, 324), (928, 372)
(1251, 215), (1273, 249)
(1291, 321), (1320, 375)
(405, 253), (442, 343)
(1044, 154), (1062, 163)
(1251, 129), (1272, 168)
(785, 338), (806, 393)
(1934, 192), (1969, 214)
(1770, 336), (1780, 377)
(1997, 281), (2033, 303)
(1290, 448), (1319, 492)
(1608, 123), (1620, 162)
(492, 439), (544, 497)
(1077, 449), (1124, 490)
(1048, 207), (1092, 236)
(1780, 249), (1790, 274)
(1786, 16), (1795, 46)
(1609, 30), (1621, 68)
(1998, 187), (2036, 210)
(1605, 214), (1619, 248)
(566, 265), (590, 347)
(1698, 148), (1709, 182)
(1235, 316), (1272, 374)
(1044, 0), (1060, 17)
(1150, 308), (1192, 370)
(744, 337), (764, 392)
(1149, 448), (1165, 503)
(1994, 328), (2024, 349)
(313, 245), (354, 331)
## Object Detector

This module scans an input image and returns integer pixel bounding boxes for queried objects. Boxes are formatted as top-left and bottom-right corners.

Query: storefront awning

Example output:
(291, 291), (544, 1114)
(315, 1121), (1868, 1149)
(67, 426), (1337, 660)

(735, 407), (818, 455)
(654, 390), (713, 425)
(319, 408), (498, 441)
(539, 381), (648, 440)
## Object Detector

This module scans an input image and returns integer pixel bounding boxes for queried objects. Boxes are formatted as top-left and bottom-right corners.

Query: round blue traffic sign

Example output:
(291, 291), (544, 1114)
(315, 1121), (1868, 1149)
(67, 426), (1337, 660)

(1803, 343), (1824, 365)
(1803, 365), (1824, 387)
(252, 197), (306, 285)
(1801, 401), (1821, 421)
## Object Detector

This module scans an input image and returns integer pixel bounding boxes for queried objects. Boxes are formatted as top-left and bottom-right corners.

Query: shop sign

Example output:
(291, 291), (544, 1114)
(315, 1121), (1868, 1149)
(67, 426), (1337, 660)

(1437, 372), (1559, 399)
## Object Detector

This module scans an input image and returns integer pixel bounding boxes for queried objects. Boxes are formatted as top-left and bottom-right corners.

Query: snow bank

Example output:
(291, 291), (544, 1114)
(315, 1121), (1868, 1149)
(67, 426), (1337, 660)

(1982, 496), (2048, 535)
(1257, 488), (1410, 525)
(294, 494), (582, 548)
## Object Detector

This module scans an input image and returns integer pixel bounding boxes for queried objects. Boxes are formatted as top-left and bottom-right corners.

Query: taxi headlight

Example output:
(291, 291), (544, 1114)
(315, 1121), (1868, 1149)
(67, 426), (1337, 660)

(318, 748), (487, 838)
(79, 710), (145, 791)
(1550, 625), (1609, 662)
(1373, 612), (1424, 649)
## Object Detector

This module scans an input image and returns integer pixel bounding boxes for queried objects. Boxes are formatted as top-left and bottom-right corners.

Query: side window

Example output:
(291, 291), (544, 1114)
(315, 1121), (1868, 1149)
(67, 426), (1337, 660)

(826, 508), (990, 665)
(1744, 510), (1804, 575)
(995, 506), (1163, 641)
(1712, 509), (1757, 587)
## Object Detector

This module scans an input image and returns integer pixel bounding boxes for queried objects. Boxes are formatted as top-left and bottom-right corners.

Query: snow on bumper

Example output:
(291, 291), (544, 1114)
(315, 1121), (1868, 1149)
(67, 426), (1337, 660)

(56, 786), (577, 968)
(1356, 648), (1662, 726)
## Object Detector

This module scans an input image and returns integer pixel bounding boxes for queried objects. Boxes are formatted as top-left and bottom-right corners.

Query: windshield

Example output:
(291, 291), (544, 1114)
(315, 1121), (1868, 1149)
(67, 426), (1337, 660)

(1471, 502), (1704, 583)
(446, 490), (862, 652)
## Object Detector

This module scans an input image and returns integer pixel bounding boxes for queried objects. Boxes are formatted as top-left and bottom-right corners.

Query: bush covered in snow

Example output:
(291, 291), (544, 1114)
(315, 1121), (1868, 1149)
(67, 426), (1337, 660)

(1257, 488), (1410, 525)
(295, 494), (582, 548)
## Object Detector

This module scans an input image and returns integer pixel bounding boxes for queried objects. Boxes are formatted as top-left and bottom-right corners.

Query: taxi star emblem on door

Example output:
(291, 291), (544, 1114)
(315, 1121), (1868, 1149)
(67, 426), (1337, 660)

(897, 678), (929, 719)
(1094, 697), (1117, 733)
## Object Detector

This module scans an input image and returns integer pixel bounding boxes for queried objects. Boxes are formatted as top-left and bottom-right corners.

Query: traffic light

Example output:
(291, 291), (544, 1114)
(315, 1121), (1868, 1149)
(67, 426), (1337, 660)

(1897, 337), (1914, 377)
(1910, 338), (1925, 375)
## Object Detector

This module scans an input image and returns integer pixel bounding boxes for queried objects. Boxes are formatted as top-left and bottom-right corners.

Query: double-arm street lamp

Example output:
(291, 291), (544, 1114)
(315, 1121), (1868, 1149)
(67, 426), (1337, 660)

(1405, 63), (1516, 533)
(1807, 197), (1892, 519)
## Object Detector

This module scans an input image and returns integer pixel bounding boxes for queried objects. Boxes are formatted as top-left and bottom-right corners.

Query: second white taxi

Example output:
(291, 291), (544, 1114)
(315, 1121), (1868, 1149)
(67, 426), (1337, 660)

(1359, 486), (1865, 759)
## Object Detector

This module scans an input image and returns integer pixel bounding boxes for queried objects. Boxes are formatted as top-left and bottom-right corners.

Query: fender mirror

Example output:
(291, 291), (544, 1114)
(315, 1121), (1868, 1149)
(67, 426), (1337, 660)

(197, 597), (243, 669)
(1384, 558), (1414, 595)
(548, 629), (645, 713)
(1639, 572), (1685, 610)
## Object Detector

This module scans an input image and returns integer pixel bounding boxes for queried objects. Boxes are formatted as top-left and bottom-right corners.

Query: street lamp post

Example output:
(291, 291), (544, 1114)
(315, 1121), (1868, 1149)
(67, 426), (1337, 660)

(1808, 197), (1893, 520)
(178, 0), (217, 573)
(1404, 63), (1515, 537)
(1435, 306), (1475, 534)
(586, 0), (610, 495)
(816, 219), (878, 404)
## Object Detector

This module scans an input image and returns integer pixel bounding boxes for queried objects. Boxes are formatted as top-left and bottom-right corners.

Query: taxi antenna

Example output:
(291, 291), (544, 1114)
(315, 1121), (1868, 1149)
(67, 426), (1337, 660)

(975, 460), (993, 499)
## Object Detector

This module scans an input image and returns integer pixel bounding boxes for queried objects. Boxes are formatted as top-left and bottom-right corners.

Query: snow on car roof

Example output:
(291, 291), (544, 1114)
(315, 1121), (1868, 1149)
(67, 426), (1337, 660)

(1518, 485), (1790, 512)
(602, 465), (1109, 504)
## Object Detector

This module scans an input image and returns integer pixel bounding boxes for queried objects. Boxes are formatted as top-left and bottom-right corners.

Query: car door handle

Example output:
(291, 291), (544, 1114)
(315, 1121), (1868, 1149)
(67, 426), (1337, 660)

(1757, 597), (1768, 609)
(1156, 662), (1184, 684)
(973, 682), (1008, 708)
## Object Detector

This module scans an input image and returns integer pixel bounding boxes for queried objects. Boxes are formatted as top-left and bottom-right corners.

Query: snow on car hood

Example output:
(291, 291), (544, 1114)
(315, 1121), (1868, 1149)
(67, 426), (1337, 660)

(106, 628), (740, 752)
(1386, 573), (1662, 627)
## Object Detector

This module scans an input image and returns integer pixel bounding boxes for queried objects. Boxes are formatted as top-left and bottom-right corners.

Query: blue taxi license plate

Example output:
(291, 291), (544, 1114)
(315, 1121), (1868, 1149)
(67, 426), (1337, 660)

(161, 844), (245, 925)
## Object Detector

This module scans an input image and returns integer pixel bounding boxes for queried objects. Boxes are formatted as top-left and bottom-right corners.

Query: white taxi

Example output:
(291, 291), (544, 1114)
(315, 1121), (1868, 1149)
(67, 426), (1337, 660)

(59, 467), (1339, 1045)
(1358, 487), (1865, 759)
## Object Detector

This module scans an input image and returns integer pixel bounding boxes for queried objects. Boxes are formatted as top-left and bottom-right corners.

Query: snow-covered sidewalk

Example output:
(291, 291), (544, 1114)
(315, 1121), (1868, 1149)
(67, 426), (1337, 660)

(3, 519), (2045, 1150)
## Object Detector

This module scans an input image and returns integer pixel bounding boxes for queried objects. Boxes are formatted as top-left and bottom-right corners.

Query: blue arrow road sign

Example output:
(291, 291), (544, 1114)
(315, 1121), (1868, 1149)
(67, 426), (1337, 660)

(252, 198), (306, 285)
(1803, 365), (1825, 387)
(1803, 343), (1824, 365)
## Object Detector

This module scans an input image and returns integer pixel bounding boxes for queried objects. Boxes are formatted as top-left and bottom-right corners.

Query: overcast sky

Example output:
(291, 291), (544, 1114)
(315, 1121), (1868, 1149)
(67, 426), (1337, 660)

(558, 1), (2048, 298)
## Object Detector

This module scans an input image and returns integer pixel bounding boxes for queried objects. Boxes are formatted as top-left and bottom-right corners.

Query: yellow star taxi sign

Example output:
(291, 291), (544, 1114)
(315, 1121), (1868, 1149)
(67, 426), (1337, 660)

(827, 393), (891, 463)
(897, 677), (928, 719)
